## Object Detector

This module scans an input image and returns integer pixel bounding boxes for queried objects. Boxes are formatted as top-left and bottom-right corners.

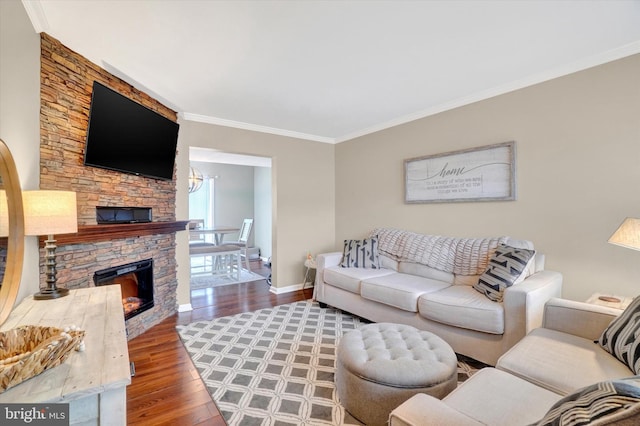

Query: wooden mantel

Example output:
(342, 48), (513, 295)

(41, 220), (190, 246)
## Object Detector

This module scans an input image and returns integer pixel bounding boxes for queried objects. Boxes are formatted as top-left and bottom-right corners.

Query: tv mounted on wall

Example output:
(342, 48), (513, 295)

(84, 81), (179, 181)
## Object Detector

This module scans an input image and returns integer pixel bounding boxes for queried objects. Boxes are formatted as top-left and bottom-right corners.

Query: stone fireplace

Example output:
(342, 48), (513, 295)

(46, 221), (187, 339)
(38, 34), (184, 340)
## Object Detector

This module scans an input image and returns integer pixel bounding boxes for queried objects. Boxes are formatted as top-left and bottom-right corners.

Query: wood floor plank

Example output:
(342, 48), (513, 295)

(126, 260), (313, 425)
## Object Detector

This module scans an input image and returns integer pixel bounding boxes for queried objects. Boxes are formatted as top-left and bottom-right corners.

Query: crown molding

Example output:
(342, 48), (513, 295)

(183, 40), (640, 146)
(21, 0), (49, 33)
(335, 41), (640, 143)
(101, 61), (183, 113)
(180, 113), (335, 144)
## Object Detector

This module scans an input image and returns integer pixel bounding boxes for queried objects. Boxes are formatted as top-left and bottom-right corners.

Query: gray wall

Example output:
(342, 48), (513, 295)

(335, 54), (640, 301)
(176, 121), (336, 304)
(0, 0), (42, 304)
(190, 161), (256, 246)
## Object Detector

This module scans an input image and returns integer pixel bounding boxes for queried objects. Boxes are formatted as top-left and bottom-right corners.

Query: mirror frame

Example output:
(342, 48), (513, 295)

(0, 138), (24, 326)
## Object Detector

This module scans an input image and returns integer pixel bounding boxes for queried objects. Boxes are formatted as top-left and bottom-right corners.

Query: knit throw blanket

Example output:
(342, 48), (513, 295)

(369, 228), (509, 276)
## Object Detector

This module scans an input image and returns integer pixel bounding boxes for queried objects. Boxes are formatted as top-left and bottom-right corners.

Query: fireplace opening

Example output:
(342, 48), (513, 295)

(94, 259), (154, 320)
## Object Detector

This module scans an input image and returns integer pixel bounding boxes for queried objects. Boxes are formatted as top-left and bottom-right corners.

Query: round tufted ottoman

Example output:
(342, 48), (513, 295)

(336, 323), (458, 426)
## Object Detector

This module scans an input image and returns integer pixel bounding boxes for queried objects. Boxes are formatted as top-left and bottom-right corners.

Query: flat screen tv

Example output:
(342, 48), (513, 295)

(84, 81), (179, 181)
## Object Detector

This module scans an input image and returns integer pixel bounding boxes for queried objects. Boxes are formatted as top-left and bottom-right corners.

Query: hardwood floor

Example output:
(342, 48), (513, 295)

(126, 260), (314, 425)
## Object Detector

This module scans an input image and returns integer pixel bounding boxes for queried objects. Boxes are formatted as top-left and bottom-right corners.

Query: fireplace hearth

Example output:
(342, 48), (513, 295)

(94, 259), (154, 320)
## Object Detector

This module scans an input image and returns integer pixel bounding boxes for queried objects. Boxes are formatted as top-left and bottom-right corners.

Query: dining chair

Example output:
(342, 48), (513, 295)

(188, 219), (215, 273)
(188, 219), (206, 244)
(221, 218), (253, 271)
(189, 243), (241, 279)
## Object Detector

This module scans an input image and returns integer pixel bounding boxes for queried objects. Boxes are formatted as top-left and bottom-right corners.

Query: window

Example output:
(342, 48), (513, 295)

(189, 177), (214, 229)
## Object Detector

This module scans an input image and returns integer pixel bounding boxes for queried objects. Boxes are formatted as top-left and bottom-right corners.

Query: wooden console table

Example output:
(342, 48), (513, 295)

(0, 286), (131, 425)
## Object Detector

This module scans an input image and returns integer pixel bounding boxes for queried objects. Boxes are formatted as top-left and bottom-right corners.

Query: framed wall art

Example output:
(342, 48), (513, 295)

(404, 141), (516, 203)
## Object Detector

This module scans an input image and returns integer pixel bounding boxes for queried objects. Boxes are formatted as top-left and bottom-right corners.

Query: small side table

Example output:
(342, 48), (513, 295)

(303, 258), (317, 289)
(586, 292), (633, 310)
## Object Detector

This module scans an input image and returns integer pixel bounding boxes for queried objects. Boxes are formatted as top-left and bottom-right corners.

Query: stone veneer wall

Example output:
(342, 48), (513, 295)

(39, 33), (180, 339)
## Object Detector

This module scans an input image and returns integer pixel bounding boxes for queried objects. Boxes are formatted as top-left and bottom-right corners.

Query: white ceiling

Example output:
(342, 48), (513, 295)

(23, 0), (640, 144)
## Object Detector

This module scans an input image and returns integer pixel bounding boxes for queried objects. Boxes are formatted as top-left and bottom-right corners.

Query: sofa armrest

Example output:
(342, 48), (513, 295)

(312, 252), (343, 302)
(316, 251), (343, 270)
(503, 270), (563, 335)
(542, 297), (621, 340)
(389, 394), (482, 426)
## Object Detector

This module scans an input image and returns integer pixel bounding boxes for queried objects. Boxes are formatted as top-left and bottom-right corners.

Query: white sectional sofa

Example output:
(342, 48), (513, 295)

(314, 228), (563, 365)
(390, 298), (640, 426)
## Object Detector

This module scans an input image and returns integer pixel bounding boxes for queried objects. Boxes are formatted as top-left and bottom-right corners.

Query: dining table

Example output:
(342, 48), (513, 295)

(190, 226), (240, 245)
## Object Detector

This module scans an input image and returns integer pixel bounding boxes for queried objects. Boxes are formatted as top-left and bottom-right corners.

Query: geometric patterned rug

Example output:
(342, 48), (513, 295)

(176, 301), (486, 426)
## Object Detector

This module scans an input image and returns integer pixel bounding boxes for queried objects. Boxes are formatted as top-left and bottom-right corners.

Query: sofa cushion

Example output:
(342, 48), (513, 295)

(597, 296), (640, 374)
(361, 273), (451, 312)
(323, 266), (395, 294)
(379, 254), (398, 271)
(398, 261), (454, 284)
(453, 274), (481, 286)
(532, 376), (640, 426)
(340, 237), (380, 268)
(389, 393), (483, 426)
(497, 328), (633, 396)
(473, 244), (536, 302)
(442, 368), (560, 426)
(418, 285), (505, 334)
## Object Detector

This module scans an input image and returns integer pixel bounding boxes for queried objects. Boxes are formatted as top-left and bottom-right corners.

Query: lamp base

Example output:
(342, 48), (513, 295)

(34, 287), (69, 300)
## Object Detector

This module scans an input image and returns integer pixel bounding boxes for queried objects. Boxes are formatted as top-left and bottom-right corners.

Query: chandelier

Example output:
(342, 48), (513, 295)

(188, 167), (203, 193)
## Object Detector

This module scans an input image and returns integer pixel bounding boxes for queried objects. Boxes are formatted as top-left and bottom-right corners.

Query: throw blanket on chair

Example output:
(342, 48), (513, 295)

(369, 228), (509, 276)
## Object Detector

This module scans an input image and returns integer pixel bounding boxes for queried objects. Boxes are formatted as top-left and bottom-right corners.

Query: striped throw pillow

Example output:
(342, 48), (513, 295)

(340, 238), (380, 269)
(597, 296), (640, 374)
(532, 377), (640, 426)
(473, 244), (536, 302)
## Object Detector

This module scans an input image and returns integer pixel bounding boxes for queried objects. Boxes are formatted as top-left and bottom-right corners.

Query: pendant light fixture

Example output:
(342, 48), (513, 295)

(188, 167), (203, 193)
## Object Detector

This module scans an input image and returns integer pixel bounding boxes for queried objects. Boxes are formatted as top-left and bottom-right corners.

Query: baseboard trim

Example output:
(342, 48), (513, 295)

(269, 283), (314, 295)
(178, 303), (193, 312)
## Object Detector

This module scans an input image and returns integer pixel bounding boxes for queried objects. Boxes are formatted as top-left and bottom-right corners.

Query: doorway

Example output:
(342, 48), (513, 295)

(187, 147), (273, 291)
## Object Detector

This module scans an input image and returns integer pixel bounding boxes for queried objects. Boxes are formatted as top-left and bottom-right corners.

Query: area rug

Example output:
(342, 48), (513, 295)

(177, 301), (487, 426)
(191, 269), (266, 290)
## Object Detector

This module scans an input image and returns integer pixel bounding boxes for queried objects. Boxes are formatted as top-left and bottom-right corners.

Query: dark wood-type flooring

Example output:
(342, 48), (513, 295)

(126, 260), (314, 425)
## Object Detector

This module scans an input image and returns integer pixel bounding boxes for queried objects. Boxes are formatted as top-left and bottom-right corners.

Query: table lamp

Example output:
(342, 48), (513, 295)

(605, 217), (640, 303)
(608, 218), (640, 251)
(23, 190), (78, 300)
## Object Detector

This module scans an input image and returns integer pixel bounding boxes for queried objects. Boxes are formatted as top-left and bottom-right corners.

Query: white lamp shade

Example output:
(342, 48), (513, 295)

(608, 218), (640, 251)
(23, 190), (78, 237)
